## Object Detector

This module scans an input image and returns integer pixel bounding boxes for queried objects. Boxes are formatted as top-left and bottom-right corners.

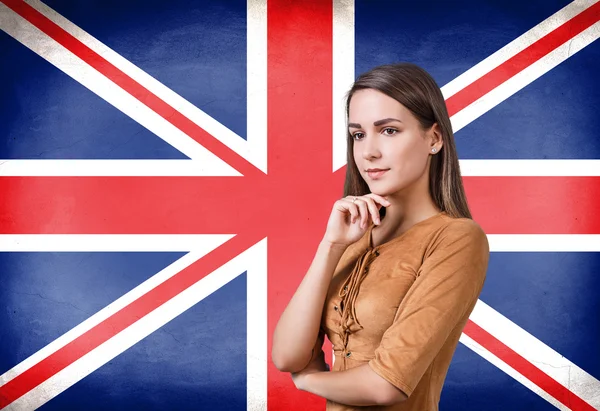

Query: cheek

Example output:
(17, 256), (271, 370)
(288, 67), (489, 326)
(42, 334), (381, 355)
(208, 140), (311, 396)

(389, 140), (429, 178)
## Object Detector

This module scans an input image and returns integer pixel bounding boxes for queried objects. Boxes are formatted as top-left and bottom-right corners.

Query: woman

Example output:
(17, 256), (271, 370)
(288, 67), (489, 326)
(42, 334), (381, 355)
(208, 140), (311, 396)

(272, 62), (490, 410)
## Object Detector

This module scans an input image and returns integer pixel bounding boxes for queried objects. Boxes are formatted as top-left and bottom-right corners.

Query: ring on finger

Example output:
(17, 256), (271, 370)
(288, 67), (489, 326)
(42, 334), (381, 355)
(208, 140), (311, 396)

(352, 196), (358, 204)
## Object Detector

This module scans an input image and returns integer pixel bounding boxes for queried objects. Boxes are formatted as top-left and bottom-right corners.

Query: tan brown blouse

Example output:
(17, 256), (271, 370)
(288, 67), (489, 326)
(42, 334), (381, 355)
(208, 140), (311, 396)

(310, 212), (489, 411)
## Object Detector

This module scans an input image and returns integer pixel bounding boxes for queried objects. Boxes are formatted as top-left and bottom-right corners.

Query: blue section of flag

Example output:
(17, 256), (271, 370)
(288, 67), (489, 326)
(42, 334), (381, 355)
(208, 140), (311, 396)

(354, 0), (600, 159)
(44, 0), (248, 140)
(456, 41), (600, 159)
(0, 252), (185, 374)
(481, 252), (600, 380)
(443, 344), (556, 410)
(39, 273), (247, 411)
(0, 29), (188, 160)
(355, 0), (572, 87)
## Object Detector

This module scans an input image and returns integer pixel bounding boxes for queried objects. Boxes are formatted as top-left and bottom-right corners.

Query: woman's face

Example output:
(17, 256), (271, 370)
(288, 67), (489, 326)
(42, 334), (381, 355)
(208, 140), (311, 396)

(349, 88), (440, 197)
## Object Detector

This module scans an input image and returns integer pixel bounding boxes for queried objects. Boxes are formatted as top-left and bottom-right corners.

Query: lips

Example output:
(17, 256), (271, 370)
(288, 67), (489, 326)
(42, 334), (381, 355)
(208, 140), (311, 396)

(366, 169), (389, 179)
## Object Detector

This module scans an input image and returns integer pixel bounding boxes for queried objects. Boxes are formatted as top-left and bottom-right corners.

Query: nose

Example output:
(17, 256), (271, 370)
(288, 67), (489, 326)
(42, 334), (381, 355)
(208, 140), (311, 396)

(361, 133), (381, 160)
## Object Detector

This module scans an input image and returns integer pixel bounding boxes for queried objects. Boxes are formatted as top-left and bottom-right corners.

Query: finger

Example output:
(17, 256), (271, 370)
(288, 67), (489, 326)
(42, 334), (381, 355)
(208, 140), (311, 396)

(349, 203), (360, 223)
(345, 196), (383, 227)
(353, 199), (370, 229)
(343, 198), (365, 224)
(364, 193), (391, 208)
(339, 199), (360, 223)
(361, 196), (382, 225)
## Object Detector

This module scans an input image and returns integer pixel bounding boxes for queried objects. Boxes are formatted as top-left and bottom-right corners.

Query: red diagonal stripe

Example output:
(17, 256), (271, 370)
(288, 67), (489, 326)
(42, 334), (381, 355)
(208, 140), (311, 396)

(446, 1), (600, 116)
(1, 0), (261, 177)
(0, 231), (262, 408)
(463, 320), (595, 411)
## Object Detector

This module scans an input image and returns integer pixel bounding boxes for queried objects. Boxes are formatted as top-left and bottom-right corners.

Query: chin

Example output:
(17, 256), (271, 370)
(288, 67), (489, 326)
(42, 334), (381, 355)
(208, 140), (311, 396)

(368, 187), (395, 197)
(368, 181), (404, 194)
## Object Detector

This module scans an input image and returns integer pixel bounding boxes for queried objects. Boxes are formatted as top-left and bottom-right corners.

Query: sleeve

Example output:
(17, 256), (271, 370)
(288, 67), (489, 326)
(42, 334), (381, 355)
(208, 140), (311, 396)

(367, 219), (489, 396)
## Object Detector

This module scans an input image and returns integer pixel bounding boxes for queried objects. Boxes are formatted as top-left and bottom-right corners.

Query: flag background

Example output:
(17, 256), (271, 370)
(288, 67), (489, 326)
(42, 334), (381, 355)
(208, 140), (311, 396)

(1, 0), (599, 410)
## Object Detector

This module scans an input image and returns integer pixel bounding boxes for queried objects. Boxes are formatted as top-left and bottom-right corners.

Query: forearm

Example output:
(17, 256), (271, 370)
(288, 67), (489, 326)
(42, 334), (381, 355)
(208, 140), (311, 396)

(296, 364), (406, 406)
(272, 239), (347, 372)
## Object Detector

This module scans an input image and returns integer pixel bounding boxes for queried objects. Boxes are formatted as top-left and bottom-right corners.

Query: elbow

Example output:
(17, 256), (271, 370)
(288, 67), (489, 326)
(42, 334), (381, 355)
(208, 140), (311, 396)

(374, 385), (408, 406)
(271, 355), (294, 373)
(366, 362), (409, 405)
(271, 348), (308, 373)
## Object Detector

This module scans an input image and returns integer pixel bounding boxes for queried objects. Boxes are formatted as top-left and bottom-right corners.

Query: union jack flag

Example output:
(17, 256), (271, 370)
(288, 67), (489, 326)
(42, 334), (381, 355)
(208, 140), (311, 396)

(1, 0), (599, 410)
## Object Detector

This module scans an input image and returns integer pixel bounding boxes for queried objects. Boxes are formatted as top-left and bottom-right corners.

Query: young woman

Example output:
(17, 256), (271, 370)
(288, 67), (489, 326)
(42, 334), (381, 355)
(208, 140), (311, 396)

(272, 63), (490, 410)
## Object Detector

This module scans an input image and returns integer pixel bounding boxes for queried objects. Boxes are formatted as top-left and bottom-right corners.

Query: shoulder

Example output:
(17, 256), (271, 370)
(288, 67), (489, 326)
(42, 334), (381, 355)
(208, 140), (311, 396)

(417, 216), (490, 282)
(440, 215), (487, 238)
(429, 215), (489, 255)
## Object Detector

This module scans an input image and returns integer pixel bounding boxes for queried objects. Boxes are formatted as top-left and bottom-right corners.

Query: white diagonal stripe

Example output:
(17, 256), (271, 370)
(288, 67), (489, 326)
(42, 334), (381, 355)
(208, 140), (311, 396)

(449, 20), (600, 133)
(26, 0), (265, 171)
(330, 0), (600, 172)
(0, 2), (240, 175)
(2, 240), (266, 410)
(0, 232), (267, 410)
(459, 333), (565, 410)
(469, 300), (600, 408)
(0, 246), (216, 386)
(442, 0), (597, 99)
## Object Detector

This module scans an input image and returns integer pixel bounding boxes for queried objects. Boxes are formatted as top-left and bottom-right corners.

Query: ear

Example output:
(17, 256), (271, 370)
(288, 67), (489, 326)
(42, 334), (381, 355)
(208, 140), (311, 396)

(428, 123), (443, 153)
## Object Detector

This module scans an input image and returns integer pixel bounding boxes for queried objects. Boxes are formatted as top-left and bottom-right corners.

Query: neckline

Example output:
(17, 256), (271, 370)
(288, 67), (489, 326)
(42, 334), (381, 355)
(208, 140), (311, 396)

(367, 211), (446, 250)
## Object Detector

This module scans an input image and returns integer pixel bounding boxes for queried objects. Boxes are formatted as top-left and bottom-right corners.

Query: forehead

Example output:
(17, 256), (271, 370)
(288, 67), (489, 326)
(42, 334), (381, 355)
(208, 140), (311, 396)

(348, 89), (412, 122)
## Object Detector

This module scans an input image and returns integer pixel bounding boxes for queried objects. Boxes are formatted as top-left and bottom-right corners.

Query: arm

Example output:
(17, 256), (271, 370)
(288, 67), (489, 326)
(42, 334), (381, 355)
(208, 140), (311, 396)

(271, 238), (348, 373)
(273, 193), (390, 373)
(294, 220), (489, 406)
(293, 362), (407, 406)
(367, 220), (489, 398)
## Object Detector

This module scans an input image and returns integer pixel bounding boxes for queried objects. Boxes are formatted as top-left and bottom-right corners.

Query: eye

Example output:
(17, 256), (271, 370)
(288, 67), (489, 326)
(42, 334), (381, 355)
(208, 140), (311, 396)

(382, 127), (397, 136)
(352, 132), (365, 140)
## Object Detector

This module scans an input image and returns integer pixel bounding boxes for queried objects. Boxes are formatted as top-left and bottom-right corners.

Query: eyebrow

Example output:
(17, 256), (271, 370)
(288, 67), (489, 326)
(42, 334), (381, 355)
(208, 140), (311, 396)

(348, 118), (403, 129)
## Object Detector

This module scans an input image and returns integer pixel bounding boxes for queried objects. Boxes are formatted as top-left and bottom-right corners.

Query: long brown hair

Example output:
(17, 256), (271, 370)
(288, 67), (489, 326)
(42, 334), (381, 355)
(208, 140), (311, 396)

(343, 62), (472, 219)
